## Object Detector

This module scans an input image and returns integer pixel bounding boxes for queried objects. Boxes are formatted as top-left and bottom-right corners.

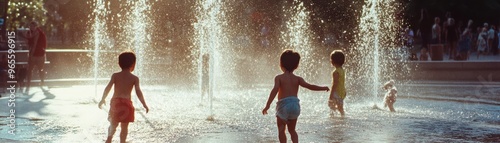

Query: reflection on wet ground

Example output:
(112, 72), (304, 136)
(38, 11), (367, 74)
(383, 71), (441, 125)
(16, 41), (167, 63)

(1, 85), (499, 142)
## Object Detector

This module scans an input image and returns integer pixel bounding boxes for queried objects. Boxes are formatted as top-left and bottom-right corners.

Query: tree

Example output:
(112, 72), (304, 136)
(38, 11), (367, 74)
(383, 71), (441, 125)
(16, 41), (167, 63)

(58, 0), (91, 44)
(6, 0), (46, 30)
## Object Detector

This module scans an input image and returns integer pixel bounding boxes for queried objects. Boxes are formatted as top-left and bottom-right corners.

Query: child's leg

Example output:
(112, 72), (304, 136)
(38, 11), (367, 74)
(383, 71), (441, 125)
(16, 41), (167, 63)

(276, 117), (287, 143)
(106, 121), (119, 143)
(120, 122), (130, 143)
(384, 98), (388, 108)
(334, 96), (345, 116)
(328, 100), (337, 110)
(388, 103), (395, 112)
(287, 119), (298, 143)
(338, 102), (345, 116)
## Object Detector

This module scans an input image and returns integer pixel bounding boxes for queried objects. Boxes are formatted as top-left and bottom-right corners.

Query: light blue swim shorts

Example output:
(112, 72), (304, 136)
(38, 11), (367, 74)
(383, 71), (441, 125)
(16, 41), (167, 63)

(276, 96), (301, 121)
(332, 92), (344, 105)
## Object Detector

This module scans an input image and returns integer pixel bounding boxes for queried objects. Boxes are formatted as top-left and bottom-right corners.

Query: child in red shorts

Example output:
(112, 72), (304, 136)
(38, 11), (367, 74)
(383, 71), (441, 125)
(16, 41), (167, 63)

(98, 52), (149, 143)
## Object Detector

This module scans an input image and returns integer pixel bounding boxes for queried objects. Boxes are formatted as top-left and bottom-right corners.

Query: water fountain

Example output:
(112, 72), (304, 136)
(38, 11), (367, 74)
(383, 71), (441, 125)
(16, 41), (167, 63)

(191, 0), (327, 120)
(124, 0), (152, 78)
(91, 0), (108, 99)
(193, 0), (229, 120)
(10, 0), (495, 142)
(90, 0), (153, 100)
(280, 0), (318, 80)
(349, 0), (407, 100)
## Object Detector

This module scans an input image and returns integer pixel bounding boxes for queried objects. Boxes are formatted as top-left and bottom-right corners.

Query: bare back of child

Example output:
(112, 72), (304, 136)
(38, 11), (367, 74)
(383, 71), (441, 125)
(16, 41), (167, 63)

(111, 71), (139, 99)
(98, 52), (149, 143)
(275, 72), (305, 99)
(262, 49), (329, 143)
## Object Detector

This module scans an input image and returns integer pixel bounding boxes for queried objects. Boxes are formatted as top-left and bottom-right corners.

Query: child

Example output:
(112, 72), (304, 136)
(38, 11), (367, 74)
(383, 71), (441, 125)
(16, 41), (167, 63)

(419, 48), (429, 61)
(98, 52), (149, 143)
(262, 49), (329, 143)
(328, 50), (347, 116)
(383, 80), (397, 112)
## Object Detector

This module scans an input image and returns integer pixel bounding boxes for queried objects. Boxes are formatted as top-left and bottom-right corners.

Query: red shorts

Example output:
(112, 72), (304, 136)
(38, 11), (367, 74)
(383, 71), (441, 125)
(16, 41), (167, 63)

(108, 98), (135, 122)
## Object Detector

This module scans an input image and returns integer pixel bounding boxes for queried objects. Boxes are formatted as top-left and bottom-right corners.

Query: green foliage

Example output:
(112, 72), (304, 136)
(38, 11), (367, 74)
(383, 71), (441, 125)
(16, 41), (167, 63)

(58, 0), (91, 26)
(6, 0), (46, 30)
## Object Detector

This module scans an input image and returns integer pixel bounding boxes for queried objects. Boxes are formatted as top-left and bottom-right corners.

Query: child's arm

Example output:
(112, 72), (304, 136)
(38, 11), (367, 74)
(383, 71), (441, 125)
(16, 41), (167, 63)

(135, 77), (149, 113)
(98, 74), (115, 109)
(262, 76), (280, 115)
(329, 72), (339, 100)
(298, 77), (329, 91)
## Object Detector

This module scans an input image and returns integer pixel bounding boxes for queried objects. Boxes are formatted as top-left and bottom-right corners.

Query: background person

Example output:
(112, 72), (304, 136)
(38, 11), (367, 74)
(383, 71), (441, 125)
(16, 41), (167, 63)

(24, 21), (47, 94)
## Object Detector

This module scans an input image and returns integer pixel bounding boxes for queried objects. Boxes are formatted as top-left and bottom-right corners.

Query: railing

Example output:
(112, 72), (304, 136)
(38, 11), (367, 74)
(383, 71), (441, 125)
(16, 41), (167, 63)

(0, 49), (187, 86)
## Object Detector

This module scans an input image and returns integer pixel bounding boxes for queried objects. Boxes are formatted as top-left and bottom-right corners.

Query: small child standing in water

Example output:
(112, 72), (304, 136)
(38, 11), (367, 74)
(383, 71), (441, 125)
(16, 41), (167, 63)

(420, 48), (429, 61)
(98, 52), (149, 143)
(383, 80), (397, 112)
(328, 50), (347, 116)
(262, 49), (329, 143)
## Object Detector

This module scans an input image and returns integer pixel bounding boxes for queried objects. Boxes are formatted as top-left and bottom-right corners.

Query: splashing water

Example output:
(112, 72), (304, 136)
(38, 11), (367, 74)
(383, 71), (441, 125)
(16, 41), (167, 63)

(349, 0), (406, 99)
(89, 0), (407, 107)
(194, 0), (229, 118)
(30, 1), (500, 142)
(91, 0), (108, 99)
(125, 0), (151, 77)
(90, 0), (152, 96)
(280, 0), (318, 80)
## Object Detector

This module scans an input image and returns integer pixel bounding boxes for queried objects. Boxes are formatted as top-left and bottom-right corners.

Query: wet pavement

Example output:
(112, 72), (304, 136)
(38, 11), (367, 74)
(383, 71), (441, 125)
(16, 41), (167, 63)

(0, 83), (499, 143)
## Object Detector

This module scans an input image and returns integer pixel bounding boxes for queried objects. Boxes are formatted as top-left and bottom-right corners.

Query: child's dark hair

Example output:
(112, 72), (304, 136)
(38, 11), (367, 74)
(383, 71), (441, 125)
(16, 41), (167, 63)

(119, 52), (136, 70)
(280, 49), (300, 72)
(330, 50), (345, 66)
